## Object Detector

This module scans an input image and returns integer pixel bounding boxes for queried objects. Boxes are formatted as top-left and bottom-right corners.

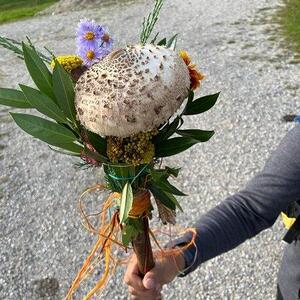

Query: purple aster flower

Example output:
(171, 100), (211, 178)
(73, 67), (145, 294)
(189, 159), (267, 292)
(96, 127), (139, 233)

(76, 19), (104, 48)
(99, 26), (114, 49)
(77, 45), (110, 67)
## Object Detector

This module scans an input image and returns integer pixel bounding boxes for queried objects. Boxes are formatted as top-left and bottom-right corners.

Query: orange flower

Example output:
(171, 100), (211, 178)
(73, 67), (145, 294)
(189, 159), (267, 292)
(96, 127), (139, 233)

(179, 50), (204, 90)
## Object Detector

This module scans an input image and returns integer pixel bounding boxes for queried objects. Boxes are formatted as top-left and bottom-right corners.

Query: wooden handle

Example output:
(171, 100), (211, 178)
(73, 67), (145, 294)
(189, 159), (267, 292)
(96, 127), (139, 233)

(132, 216), (155, 275)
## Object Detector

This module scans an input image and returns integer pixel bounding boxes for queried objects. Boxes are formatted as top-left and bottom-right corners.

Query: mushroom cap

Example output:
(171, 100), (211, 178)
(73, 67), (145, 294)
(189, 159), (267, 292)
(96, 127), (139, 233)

(75, 44), (190, 137)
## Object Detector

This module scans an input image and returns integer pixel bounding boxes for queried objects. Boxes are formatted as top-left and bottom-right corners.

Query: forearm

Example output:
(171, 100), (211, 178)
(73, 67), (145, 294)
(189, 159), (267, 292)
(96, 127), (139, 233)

(171, 124), (300, 275)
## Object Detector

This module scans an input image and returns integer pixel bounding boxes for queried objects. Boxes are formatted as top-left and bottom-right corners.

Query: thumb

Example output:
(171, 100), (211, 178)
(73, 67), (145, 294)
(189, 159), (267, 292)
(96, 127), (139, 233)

(142, 272), (157, 290)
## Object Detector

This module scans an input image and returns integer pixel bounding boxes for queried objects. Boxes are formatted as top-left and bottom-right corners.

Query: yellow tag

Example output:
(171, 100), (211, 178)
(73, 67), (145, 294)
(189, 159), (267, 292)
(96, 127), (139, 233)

(281, 212), (296, 229)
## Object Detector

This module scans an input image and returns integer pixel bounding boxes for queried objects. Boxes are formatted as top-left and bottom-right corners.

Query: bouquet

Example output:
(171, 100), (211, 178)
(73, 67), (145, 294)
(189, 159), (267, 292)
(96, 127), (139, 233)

(0, 0), (219, 298)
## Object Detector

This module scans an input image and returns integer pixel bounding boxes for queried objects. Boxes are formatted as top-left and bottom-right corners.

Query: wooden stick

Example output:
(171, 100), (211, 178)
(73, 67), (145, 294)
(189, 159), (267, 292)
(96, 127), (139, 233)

(132, 216), (155, 275)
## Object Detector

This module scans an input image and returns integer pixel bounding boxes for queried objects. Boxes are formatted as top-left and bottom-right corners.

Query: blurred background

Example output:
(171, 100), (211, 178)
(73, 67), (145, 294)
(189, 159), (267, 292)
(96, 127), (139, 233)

(0, 0), (299, 299)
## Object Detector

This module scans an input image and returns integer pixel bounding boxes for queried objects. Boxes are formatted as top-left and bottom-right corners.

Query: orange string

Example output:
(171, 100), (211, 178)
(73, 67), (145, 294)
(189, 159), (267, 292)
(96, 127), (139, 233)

(112, 189), (151, 218)
(65, 184), (199, 299)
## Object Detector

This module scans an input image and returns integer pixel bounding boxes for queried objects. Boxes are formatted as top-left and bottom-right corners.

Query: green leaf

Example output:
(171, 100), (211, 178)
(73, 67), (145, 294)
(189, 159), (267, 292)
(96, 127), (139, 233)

(20, 85), (67, 123)
(150, 32), (160, 44)
(154, 116), (180, 144)
(165, 192), (183, 212)
(182, 90), (194, 114)
(10, 113), (83, 152)
(122, 225), (135, 246)
(152, 176), (186, 196)
(149, 184), (176, 210)
(166, 34), (178, 50)
(83, 147), (108, 163)
(53, 62), (76, 123)
(165, 166), (181, 177)
(86, 130), (107, 156)
(176, 129), (215, 142)
(184, 92), (220, 115)
(0, 88), (32, 108)
(49, 146), (81, 156)
(155, 137), (198, 157)
(22, 42), (53, 98)
(119, 182), (133, 223)
(121, 218), (143, 246)
(157, 37), (167, 46)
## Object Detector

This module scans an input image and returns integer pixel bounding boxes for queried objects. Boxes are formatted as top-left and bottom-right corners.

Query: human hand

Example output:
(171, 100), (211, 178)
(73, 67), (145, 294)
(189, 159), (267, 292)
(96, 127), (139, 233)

(124, 251), (185, 300)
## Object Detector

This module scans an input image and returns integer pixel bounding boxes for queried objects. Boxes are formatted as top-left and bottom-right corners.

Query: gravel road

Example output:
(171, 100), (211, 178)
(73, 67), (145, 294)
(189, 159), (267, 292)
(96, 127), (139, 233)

(1, 0), (300, 299)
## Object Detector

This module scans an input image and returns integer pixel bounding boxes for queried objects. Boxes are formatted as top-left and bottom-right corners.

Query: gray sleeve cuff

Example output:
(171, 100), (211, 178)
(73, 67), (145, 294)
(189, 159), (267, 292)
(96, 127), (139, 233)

(165, 231), (200, 277)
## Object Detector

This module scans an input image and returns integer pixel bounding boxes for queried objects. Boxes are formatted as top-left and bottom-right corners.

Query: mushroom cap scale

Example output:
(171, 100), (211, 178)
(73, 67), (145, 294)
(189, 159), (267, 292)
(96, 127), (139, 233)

(75, 44), (190, 137)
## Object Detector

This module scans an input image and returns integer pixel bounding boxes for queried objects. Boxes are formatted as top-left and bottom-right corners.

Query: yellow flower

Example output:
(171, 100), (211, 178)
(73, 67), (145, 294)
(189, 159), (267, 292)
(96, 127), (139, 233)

(140, 143), (155, 164)
(50, 55), (83, 73)
(179, 50), (204, 90)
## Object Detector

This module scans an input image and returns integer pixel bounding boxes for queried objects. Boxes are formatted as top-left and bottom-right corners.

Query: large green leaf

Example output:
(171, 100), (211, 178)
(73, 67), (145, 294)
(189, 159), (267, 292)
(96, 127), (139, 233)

(176, 129), (215, 142)
(149, 184), (176, 210)
(53, 62), (76, 123)
(0, 88), (32, 108)
(155, 137), (197, 157)
(22, 43), (53, 98)
(20, 85), (67, 123)
(184, 92), (220, 115)
(10, 113), (83, 152)
(119, 182), (133, 223)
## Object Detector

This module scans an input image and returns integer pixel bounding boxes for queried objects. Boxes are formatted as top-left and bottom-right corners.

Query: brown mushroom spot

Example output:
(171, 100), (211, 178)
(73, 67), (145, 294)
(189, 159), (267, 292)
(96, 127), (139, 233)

(77, 107), (84, 115)
(154, 105), (164, 115)
(125, 115), (136, 123)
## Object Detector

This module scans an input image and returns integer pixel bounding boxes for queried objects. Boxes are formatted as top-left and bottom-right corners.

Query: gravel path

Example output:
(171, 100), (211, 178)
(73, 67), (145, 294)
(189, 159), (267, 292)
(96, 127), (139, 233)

(1, 0), (300, 299)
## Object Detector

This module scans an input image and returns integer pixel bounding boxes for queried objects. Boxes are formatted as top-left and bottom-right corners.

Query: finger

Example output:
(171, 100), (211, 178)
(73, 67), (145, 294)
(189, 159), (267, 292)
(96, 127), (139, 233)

(128, 286), (138, 296)
(128, 286), (161, 299)
(143, 271), (158, 290)
(125, 273), (145, 291)
(131, 293), (160, 300)
(124, 256), (145, 291)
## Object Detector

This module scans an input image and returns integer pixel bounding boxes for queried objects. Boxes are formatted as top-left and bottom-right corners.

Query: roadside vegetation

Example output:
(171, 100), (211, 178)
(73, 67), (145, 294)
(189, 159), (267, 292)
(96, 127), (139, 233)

(0, 0), (58, 24)
(277, 0), (300, 53)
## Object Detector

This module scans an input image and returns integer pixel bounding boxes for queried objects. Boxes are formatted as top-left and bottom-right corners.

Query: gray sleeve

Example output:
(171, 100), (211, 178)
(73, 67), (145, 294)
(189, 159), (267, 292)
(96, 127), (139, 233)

(171, 124), (300, 276)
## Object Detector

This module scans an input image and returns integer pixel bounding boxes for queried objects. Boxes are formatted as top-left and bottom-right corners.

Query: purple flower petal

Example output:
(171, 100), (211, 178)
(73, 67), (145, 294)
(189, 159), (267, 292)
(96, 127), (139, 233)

(77, 45), (110, 67)
(99, 26), (114, 49)
(76, 19), (105, 48)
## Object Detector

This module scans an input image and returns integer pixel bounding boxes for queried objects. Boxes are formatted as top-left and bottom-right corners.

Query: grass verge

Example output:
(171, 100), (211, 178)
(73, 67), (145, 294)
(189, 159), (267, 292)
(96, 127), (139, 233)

(277, 0), (300, 53)
(0, 0), (58, 24)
